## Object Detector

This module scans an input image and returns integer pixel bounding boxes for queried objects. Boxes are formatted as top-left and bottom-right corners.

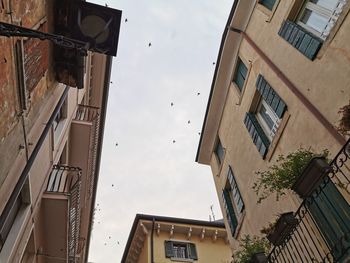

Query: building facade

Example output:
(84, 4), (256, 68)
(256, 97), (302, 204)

(121, 214), (232, 263)
(197, 0), (350, 262)
(0, 1), (119, 262)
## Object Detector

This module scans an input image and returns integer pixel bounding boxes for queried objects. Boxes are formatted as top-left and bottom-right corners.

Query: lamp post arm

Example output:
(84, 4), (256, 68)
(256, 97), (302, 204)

(0, 22), (89, 55)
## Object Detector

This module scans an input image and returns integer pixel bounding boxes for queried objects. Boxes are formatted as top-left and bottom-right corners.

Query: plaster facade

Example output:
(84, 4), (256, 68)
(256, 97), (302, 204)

(197, 0), (350, 256)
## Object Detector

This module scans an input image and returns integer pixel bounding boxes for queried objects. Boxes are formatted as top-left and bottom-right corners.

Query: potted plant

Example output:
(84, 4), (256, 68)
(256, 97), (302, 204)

(337, 103), (350, 136)
(233, 235), (270, 263)
(292, 157), (332, 198)
(252, 148), (329, 203)
(261, 212), (298, 246)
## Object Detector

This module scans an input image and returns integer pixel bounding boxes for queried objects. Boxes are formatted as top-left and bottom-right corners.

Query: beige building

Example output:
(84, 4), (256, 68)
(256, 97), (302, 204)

(196, 0), (350, 262)
(121, 214), (232, 263)
(0, 0), (121, 262)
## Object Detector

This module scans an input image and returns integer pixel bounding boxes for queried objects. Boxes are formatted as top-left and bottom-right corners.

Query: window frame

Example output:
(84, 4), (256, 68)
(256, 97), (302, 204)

(226, 167), (245, 218)
(214, 138), (225, 165)
(256, 99), (281, 142)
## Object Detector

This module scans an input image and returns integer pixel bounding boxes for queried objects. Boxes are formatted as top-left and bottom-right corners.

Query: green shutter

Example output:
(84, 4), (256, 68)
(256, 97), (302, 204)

(244, 112), (270, 158)
(164, 241), (174, 258)
(222, 189), (238, 236)
(233, 58), (248, 91)
(256, 74), (287, 118)
(308, 181), (350, 261)
(278, 20), (322, 60)
(188, 243), (198, 260)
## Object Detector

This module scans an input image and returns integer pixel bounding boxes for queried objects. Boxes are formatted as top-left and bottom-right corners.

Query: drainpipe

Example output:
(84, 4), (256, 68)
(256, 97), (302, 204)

(151, 218), (155, 263)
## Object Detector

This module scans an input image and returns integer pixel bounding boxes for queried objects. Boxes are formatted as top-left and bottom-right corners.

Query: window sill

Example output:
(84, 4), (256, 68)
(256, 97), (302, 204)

(265, 112), (290, 161)
(170, 258), (194, 262)
(256, 0), (280, 23)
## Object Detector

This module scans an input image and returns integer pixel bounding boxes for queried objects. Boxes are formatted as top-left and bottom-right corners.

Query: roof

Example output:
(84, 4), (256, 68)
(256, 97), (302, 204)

(121, 214), (226, 262)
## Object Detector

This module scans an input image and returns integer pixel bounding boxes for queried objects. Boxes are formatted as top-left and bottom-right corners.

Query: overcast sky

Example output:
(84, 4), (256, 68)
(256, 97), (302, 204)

(88, 1), (232, 262)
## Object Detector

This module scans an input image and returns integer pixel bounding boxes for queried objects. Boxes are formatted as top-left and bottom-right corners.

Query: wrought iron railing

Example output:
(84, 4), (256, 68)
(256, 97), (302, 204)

(267, 139), (350, 263)
(74, 104), (100, 200)
(46, 165), (82, 263)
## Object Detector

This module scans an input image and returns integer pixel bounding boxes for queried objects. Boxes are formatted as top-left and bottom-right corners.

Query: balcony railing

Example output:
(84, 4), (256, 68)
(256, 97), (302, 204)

(73, 104), (100, 200)
(46, 165), (82, 263)
(267, 139), (350, 263)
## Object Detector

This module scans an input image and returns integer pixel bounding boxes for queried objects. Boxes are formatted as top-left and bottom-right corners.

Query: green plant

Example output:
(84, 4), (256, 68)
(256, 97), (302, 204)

(252, 148), (329, 203)
(233, 235), (270, 263)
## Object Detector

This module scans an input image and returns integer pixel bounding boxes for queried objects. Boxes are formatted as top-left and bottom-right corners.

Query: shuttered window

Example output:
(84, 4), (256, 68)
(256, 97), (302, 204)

(259, 0), (276, 10)
(244, 75), (287, 157)
(165, 241), (198, 260)
(233, 58), (248, 91)
(278, 20), (322, 60)
(222, 189), (238, 236)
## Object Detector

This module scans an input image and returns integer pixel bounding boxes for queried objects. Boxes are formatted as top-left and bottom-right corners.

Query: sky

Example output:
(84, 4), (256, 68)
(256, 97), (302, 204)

(88, 1), (233, 262)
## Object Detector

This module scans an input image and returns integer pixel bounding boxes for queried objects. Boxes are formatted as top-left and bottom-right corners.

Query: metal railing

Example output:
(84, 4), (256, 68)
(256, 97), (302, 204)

(74, 104), (99, 122)
(46, 165), (82, 263)
(267, 139), (350, 263)
(74, 104), (100, 200)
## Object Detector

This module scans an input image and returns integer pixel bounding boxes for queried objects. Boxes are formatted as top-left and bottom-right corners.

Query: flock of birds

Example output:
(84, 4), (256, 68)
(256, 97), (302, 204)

(95, 4), (217, 252)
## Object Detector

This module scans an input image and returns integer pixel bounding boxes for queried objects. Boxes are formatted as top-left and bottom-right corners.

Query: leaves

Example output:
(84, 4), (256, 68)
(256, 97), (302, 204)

(252, 148), (329, 203)
(233, 235), (270, 263)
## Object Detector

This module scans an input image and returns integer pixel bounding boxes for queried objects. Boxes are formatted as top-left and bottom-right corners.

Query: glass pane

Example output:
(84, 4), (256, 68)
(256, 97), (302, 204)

(215, 140), (224, 163)
(260, 0), (276, 10)
(310, 0), (339, 10)
(300, 8), (329, 33)
(259, 104), (275, 130)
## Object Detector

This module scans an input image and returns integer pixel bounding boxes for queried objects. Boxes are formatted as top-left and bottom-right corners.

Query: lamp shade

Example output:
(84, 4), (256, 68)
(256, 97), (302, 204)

(71, 1), (122, 56)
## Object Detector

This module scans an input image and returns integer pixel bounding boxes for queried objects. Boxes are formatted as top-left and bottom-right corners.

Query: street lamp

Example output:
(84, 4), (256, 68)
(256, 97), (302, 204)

(0, 1), (122, 56)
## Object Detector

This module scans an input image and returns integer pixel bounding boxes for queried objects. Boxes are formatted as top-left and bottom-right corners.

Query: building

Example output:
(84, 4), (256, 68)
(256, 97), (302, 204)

(0, 1), (121, 262)
(121, 214), (232, 263)
(196, 0), (350, 262)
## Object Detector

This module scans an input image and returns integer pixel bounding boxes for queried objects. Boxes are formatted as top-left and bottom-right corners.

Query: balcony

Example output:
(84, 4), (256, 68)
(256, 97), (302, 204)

(40, 165), (81, 263)
(70, 105), (100, 199)
(267, 139), (350, 263)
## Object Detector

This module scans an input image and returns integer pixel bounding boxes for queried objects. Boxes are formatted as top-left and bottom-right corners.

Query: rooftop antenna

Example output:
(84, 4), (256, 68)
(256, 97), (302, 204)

(210, 205), (216, 221)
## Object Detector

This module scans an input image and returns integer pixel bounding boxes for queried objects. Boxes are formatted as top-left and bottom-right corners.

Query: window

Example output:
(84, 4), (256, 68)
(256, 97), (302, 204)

(256, 99), (281, 141)
(233, 58), (248, 91)
(259, 0), (277, 10)
(222, 167), (244, 236)
(297, 0), (345, 40)
(215, 139), (224, 164)
(244, 75), (287, 158)
(165, 241), (198, 261)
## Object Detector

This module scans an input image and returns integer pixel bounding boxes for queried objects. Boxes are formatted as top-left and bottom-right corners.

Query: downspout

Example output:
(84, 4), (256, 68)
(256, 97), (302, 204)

(151, 218), (155, 263)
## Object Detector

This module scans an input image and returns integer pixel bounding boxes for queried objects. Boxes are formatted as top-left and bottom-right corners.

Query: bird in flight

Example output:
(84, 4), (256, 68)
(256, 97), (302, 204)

(115, 143), (118, 147)
(198, 132), (201, 135)
(125, 18), (128, 22)
(188, 120), (191, 124)
(171, 102), (174, 107)
(212, 62), (216, 65)
(148, 42), (152, 47)
(172, 140), (176, 143)
(197, 92), (200, 96)
(112, 184), (114, 187)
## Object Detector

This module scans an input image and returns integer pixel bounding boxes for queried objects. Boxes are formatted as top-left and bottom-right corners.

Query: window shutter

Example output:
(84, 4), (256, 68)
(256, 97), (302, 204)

(256, 74), (287, 118)
(164, 241), (174, 258)
(188, 243), (198, 260)
(278, 20), (322, 60)
(222, 189), (238, 236)
(244, 112), (270, 158)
